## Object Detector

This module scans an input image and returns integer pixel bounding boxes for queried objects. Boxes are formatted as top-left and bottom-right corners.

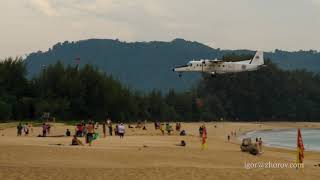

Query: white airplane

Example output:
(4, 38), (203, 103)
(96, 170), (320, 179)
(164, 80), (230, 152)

(173, 51), (265, 77)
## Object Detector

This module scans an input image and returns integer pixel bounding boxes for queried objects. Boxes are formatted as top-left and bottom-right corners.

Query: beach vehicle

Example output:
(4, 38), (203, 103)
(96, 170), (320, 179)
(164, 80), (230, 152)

(240, 138), (259, 155)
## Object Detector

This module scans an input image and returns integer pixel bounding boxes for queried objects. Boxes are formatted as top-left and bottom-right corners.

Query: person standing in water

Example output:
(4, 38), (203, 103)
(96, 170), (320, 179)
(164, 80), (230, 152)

(258, 137), (263, 153)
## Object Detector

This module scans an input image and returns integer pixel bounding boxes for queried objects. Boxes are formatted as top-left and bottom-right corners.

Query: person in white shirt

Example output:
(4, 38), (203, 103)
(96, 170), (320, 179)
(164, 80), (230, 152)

(117, 123), (125, 139)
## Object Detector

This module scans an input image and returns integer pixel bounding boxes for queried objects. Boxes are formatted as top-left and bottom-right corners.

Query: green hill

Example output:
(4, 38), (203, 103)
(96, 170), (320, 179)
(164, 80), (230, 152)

(24, 39), (320, 92)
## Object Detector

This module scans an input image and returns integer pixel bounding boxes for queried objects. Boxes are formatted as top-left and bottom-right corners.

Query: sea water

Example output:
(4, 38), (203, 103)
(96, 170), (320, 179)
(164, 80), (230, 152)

(241, 128), (320, 151)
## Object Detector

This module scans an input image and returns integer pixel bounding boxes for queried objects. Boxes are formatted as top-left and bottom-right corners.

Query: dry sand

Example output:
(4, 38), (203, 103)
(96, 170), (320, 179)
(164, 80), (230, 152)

(0, 122), (319, 180)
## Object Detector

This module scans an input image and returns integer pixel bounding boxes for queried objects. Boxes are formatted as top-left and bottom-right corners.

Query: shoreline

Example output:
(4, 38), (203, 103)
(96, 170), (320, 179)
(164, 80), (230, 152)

(238, 127), (320, 152)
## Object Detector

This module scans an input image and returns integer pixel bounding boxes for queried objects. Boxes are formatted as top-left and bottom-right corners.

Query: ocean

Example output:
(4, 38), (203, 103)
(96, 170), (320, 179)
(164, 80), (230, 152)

(241, 128), (320, 151)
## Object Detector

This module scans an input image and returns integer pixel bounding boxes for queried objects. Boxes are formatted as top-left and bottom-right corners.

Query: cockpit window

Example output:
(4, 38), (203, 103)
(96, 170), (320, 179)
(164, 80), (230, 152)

(187, 63), (192, 67)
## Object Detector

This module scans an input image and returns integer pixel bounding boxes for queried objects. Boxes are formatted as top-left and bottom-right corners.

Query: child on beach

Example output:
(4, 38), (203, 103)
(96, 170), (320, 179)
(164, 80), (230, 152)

(66, 129), (71, 136)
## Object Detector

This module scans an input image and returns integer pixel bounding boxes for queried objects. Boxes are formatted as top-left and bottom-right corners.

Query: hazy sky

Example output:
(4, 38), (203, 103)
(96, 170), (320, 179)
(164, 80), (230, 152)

(1, 0), (320, 58)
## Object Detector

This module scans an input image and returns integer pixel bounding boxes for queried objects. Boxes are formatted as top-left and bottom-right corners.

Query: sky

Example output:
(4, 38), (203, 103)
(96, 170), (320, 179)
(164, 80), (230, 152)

(1, 0), (320, 58)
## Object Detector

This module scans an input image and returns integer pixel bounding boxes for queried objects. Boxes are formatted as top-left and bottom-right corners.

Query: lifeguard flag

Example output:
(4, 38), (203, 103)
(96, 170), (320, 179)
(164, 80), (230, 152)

(296, 128), (304, 163)
(201, 126), (208, 150)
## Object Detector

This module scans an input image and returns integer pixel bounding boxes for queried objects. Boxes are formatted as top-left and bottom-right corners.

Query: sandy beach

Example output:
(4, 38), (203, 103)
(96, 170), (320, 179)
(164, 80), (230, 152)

(0, 122), (319, 180)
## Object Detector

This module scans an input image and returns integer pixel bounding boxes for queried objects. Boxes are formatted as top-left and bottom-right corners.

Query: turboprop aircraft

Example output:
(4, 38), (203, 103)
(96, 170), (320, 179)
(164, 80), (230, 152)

(173, 51), (265, 77)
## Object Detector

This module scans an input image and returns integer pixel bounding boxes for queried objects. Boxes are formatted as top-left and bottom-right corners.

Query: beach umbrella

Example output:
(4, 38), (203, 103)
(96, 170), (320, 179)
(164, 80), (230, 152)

(296, 128), (304, 163)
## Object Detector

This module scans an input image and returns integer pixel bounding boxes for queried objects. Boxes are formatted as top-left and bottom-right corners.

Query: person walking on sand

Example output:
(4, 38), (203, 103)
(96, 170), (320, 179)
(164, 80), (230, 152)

(103, 121), (106, 138)
(227, 134), (230, 142)
(24, 123), (29, 136)
(199, 126), (203, 137)
(86, 123), (95, 146)
(107, 118), (112, 136)
(17, 123), (23, 136)
(118, 123), (125, 139)
(42, 123), (47, 137)
(160, 123), (164, 135)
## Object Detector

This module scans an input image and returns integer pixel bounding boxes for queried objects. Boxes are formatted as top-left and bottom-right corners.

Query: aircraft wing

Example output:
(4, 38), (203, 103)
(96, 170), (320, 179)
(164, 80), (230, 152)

(205, 59), (224, 66)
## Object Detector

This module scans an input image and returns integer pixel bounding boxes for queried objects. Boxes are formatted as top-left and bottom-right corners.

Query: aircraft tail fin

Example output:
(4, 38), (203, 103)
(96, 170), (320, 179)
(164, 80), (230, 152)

(250, 51), (264, 65)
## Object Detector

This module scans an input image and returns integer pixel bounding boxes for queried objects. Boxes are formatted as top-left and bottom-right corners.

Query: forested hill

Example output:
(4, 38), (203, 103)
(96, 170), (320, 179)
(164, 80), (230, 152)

(24, 39), (320, 92)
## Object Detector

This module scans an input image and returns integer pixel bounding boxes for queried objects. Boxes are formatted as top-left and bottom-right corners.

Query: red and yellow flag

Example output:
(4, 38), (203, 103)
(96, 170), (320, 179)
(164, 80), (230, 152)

(296, 128), (304, 163)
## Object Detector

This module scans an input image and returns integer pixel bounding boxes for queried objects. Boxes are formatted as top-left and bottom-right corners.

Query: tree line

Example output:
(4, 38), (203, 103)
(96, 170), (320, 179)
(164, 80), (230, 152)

(1, 55), (320, 122)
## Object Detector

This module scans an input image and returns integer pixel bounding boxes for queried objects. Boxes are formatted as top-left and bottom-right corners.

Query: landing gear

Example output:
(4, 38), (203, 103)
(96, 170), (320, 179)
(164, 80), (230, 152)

(178, 73), (182, 78)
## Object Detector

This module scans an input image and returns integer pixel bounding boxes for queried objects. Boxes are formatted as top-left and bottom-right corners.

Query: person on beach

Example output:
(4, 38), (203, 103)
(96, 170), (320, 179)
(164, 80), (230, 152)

(166, 123), (172, 135)
(118, 123), (125, 139)
(107, 118), (112, 136)
(176, 122), (181, 132)
(72, 135), (83, 146)
(86, 123), (94, 146)
(66, 129), (71, 137)
(199, 126), (203, 137)
(24, 123), (29, 136)
(102, 122), (106, 138)
(28, 123), (33, 134)
(114, 124), (118, 136)
(42, 123), (47, 137)
(258, 137), (263, 153)
(227, 134), (230, 142)
(255, 137), (260, 152)
(160, 123), (165, 135)
(154, 121), (158, 130)
(17, 123), (23, 136)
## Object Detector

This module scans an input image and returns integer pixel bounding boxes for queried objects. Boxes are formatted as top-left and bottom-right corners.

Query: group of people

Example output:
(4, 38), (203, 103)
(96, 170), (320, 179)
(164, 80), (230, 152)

(72, 119), (127, 146)
(17, 123), (33, 136)
(227, 130), (238, 141)
(73, 120), (97, 146)
(155, 122), (183, 135)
